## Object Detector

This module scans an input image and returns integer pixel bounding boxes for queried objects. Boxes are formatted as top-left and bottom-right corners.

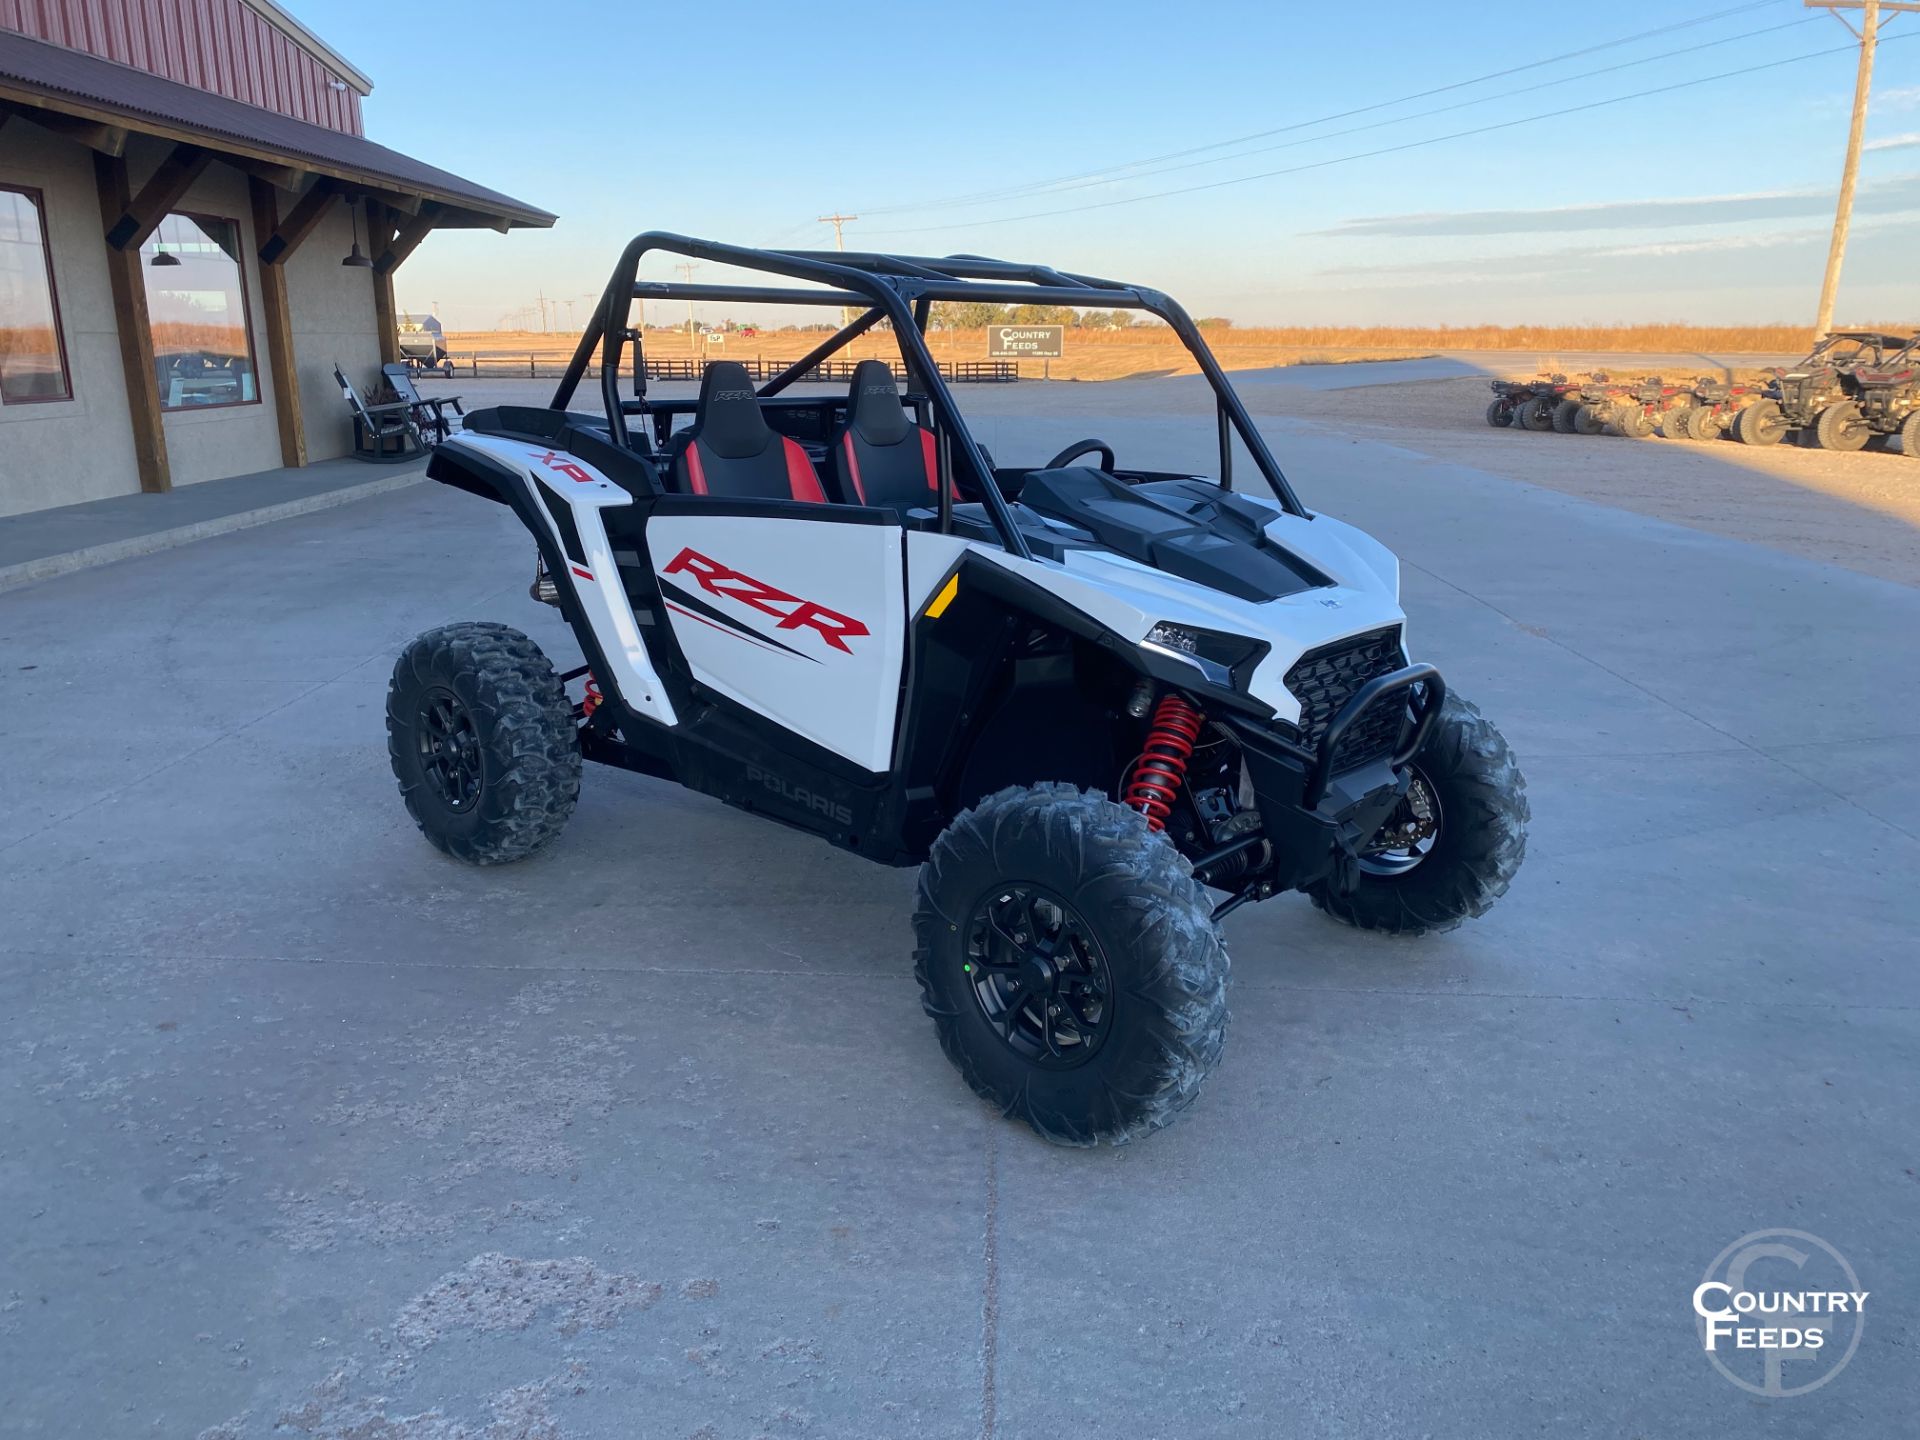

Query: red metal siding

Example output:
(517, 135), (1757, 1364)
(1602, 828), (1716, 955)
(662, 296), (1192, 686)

(0, 0), (363, 133)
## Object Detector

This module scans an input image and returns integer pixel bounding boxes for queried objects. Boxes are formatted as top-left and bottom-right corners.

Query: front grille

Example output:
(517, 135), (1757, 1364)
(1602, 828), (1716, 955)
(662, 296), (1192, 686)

(1283, 626), (1407, 771)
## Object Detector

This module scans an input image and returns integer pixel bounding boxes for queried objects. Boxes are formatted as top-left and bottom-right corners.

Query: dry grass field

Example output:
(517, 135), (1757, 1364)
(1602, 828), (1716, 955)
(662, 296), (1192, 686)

(439, 322), (1873, 383)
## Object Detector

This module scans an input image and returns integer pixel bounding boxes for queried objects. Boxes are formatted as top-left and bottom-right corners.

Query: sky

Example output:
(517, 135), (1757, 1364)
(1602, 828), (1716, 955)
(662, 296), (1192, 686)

(291, 0), (1920, 332)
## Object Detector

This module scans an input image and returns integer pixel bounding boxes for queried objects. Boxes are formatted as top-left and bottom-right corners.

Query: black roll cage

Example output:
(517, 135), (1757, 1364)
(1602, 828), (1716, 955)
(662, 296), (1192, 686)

(550, 232), (1309, 561)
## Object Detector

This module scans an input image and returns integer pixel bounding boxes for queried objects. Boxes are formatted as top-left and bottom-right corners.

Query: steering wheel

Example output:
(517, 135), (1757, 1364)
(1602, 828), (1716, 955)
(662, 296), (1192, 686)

(1042, 438), (1117, 472)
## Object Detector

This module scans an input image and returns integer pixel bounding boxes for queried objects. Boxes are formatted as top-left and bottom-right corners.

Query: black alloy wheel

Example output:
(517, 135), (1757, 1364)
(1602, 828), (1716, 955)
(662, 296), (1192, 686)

(964, 884), (1114, 1069)
(387, 622), (581, 864)
(417, 687), (483, 812)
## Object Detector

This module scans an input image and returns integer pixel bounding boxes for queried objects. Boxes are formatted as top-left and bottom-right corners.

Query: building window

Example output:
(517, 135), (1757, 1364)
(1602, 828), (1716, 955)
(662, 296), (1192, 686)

(0, 185), (72, 404)
(140, 213), (259, 410)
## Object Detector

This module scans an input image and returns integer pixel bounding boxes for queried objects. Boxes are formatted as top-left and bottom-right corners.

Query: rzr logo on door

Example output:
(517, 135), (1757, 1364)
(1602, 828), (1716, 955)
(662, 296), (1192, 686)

(663, 547), (870, 654)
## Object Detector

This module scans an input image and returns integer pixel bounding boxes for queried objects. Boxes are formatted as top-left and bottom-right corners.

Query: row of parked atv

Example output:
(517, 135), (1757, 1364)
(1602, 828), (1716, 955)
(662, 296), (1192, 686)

(1484, 330), (1920, 454)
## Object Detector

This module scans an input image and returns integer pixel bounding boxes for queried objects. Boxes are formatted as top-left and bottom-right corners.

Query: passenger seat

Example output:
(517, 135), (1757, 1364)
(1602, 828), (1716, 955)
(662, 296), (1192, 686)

(669, 362), (825, 502)
(832, 360), (938, 507)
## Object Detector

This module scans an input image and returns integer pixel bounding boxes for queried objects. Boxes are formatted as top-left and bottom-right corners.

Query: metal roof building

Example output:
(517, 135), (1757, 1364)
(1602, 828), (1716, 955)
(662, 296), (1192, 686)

(0, 0), (551, 513)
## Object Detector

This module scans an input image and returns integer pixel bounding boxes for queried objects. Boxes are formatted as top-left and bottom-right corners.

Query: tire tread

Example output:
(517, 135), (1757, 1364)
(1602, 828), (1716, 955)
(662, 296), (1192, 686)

(386, 621), (581, 865)
(912, 784), (1229, 1145)
(1306, 695), (1528, 937)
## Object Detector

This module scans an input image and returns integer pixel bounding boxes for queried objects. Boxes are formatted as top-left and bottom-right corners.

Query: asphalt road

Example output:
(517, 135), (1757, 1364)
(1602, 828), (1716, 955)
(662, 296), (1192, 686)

(2, 377), (1915, 1439)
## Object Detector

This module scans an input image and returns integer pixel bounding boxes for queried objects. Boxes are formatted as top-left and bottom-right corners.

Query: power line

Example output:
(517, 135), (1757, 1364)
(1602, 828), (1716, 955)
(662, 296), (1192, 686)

(863, 35), (1912, 236)
(978, 13), (1818, 204)
(856, 0), (1785, 217)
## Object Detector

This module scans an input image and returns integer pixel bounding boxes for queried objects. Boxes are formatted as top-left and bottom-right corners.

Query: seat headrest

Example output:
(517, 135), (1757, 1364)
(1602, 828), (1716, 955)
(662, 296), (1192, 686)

(694, 362), (771, 459)
(846, 360), (911, 446)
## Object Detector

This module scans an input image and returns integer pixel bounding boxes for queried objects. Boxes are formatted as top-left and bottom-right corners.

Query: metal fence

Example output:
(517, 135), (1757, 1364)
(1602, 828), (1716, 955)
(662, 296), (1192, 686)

(448, 353), (1019, 384)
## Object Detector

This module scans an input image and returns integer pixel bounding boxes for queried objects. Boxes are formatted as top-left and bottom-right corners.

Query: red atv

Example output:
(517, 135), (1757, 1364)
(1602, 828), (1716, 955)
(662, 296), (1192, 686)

(1605, 377), (1698, 439)
(1657, 376), (1772, 442)
(1486, 375), (1569, 430)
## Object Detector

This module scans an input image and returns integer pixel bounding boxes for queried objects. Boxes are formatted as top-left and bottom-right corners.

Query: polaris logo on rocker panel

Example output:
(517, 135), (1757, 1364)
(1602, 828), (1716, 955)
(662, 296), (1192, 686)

(663, 547), (871, 654)
(746, 765), (853, 825)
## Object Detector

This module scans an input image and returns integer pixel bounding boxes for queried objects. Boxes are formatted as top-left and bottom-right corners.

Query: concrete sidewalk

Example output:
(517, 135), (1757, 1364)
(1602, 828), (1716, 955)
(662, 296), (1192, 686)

(0, 454), (428, 593)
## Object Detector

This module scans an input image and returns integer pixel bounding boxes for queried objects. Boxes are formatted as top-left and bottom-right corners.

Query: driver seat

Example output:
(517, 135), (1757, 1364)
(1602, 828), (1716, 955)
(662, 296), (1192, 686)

(832, 360), (937, 507)
(670, 362), (825, 502)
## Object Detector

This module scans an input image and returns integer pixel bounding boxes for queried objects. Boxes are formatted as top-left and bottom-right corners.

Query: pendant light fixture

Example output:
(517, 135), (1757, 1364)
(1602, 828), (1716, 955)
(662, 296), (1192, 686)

(149, 215), (182, 267)
(341, 200), (373, 268)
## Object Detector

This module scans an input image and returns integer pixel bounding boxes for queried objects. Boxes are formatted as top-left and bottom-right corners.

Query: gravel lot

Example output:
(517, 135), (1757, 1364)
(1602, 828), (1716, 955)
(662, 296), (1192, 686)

(2, 366), (1915, 1438)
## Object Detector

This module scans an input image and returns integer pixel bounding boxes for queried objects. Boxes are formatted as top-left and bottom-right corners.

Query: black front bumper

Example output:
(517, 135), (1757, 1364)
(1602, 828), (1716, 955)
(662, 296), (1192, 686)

(1218, 663), (1446, 895)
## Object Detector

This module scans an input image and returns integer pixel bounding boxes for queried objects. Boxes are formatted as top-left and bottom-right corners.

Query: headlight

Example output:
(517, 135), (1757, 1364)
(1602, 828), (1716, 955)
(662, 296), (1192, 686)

(1140, 622), (1265, 689)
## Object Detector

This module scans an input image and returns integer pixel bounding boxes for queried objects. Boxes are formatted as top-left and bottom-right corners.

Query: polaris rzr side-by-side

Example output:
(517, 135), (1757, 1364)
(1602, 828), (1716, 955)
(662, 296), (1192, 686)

(1810, 333), (1920, 456)
(386, 233), (1529, 1144)
(1733, 330), (1913, 447)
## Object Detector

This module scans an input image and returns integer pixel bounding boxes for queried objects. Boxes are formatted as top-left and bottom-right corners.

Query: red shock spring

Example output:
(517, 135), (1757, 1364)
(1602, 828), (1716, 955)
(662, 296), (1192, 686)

(582, 674), (604, 718)
(1125, 693), (1205, 832)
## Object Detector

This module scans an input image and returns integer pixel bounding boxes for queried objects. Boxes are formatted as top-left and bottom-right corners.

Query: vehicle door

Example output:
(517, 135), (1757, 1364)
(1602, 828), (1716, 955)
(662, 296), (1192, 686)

(644, 498), (907, 772)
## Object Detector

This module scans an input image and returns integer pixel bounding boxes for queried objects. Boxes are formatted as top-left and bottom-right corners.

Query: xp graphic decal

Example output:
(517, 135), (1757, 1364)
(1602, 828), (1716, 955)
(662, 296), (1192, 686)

(528, 448), (599, 485)
(659, 547), (871, 660)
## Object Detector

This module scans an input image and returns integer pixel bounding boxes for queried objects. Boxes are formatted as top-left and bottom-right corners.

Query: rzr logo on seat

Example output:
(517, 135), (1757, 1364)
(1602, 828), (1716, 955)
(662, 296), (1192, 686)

(663, 547), (870, 654)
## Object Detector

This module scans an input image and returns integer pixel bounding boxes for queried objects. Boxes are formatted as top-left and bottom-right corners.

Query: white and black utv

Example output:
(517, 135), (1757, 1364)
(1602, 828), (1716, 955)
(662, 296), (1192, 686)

(388, 233), (1528, 1144)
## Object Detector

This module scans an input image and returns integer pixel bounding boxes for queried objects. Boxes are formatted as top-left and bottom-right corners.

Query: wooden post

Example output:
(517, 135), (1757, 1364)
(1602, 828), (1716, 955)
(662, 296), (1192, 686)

(367, 200), (400, 367)
(256, 178), (336, 265)
(249, 176), (307, 469)
(105, 143), (212, 251)
(93, 151), (170, 494)
(374, 203), (439, 276)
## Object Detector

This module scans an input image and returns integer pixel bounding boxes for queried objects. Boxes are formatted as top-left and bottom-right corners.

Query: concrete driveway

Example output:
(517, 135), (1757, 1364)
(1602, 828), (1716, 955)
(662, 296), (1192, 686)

(2, 379), (1915, 1439)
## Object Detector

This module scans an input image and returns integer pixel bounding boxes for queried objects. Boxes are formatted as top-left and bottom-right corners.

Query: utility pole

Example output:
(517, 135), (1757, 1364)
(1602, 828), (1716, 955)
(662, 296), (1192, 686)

(1805, 0), (1919, 336)
(675, 261), (700, 338)
(818, 213), (858, 324)
(817, 212), (858, 250)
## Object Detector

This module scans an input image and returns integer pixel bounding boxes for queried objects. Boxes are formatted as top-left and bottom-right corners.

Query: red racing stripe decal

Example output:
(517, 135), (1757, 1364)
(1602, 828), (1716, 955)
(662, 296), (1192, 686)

(569, 565), (593, 580)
